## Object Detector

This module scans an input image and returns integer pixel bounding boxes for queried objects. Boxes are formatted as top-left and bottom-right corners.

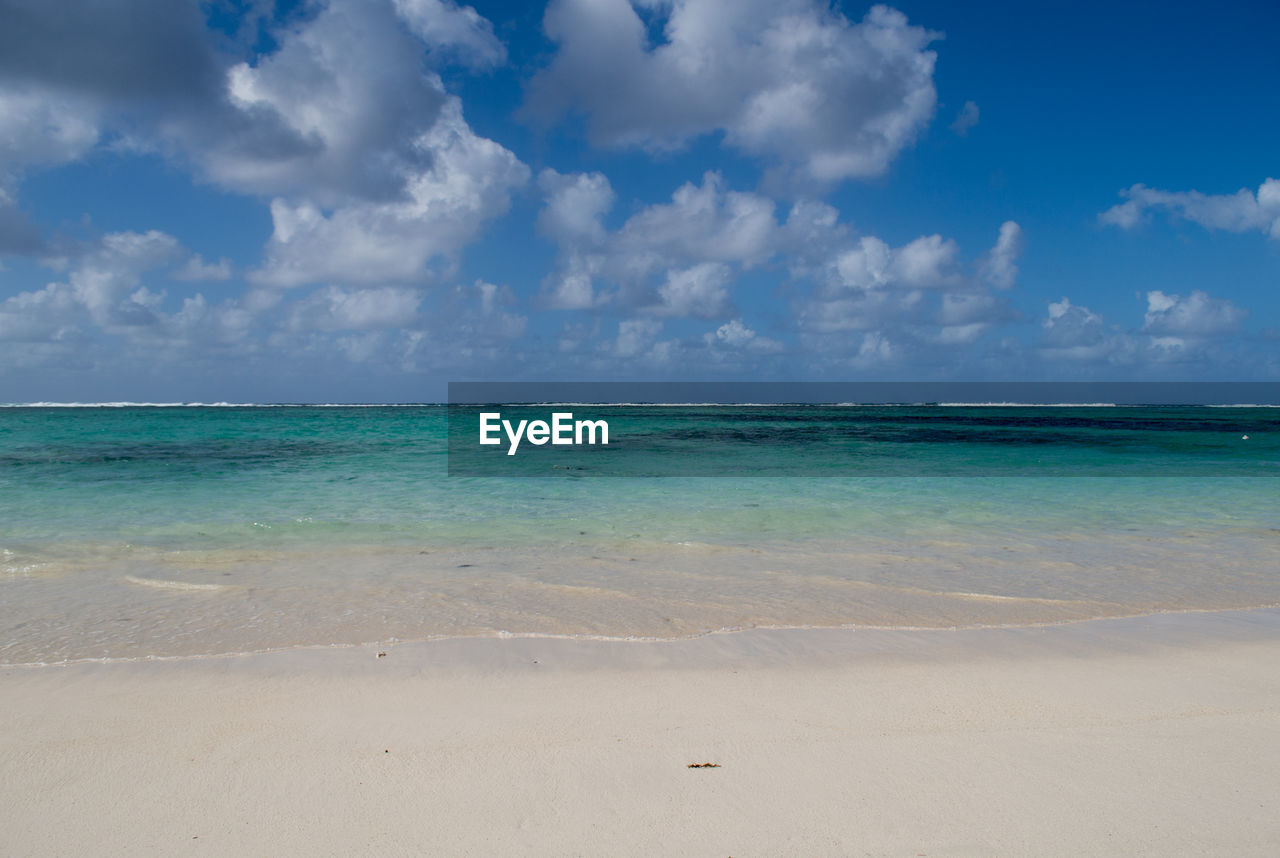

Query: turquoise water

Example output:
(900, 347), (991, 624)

(2, 405), (1278, 663)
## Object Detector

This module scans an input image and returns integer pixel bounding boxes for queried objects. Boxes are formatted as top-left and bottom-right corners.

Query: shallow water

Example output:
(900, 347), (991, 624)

(1, 405), (1277, 663)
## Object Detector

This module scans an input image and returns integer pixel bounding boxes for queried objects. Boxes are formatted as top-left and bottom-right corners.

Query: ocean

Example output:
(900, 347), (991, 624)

(2, 404), (1277, 664)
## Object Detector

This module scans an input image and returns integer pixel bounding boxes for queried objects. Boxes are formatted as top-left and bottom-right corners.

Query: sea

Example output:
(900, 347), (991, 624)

(1, 403), (1277, 665)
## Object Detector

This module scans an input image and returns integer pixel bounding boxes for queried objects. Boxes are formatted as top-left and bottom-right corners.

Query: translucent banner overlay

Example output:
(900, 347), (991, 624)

(447, 382), (1280, 477)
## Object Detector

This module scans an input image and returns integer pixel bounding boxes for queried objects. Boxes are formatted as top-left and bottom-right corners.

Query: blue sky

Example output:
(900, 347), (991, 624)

(0, 0), (1277, 402)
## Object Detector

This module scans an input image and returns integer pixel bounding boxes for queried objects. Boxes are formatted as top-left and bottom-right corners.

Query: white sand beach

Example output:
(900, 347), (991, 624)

(3, 610), (1279, 856)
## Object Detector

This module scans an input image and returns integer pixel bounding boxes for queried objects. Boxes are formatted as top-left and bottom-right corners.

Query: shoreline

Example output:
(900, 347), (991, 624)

(4, 608), (1279, 855)
(6, 602), (1280, 670)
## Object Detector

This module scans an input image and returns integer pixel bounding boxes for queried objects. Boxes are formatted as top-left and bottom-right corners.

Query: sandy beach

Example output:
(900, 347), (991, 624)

(3, 609), (1279, 856)
(4, 0), (1278, 849)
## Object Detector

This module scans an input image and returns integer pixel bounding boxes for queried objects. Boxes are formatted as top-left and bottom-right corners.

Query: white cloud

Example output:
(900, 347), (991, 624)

(793, 212), (1022, 364)
(704, 319), (784, 354)
(287, 285), (423, 331)
(826, 236), (891, 291)
(651, 262), (733, 319)
(391, 0), (506, 69)
(536, 169), (614, 245)
(535, 169), (615, 309)
(0, 89), (101, 254)
(2, 0), (510, 209)
(537, 171), (779, 315)
(1101, 179), (1280, 239)
(614, 317), (663, 358)
(214, 2), (529, 288)
(1036, 291), (1252, 367)
(542, 255), (605, 311)
(1037, 297), (1126, 363)
(0, 231), (263, 359)
(980, 221), (1022, 289)
(201, 0), (514, 205)
(940, 293), (1000, 326)
(471, 280), (527, 340)
(0, 280), (83, 343)
(614, 172), (779, 270)
(889, 234), (961, 288)
(527, 0), (938, 185)
(0, 0), (219, 189)
(536, 171), (1023, 364)
(165, 293), (256, 351)
(950, 100), (979, 136)
(1046, 297), (1095, 326)
(0, 0), (526, 290)
(365, 279), (528, 373)
(930, 292), (1017, 345)
(65, 231), (183, 330)
(537, 170), (1020, 362)
(250, 98), (528, 288)
(816, 230), (970, 295)
(0, 226), (542, 380)
(0, 89), (100, 177)
(1143, 290), (1247, 337)
(797, 288), (919, 333)
(854, 331), (894, 367)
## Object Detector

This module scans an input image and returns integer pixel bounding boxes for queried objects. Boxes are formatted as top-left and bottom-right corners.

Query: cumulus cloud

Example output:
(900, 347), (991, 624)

(373, 279), (530, 374)
(797, 221), (1022, 299)
(614, 317), (663, 358)
(650, 263), (733, 319)
(536, 169), (614, 245)
(62, 231), (184, 330)
(0, 226), (542, 383)
(391, 0), (507, 69)
(526, 0), (938, 185)
(251, 99), (528, 288)
(613, 172), (779, 270)
(797, 287), (917, 334)
(1, 0), (526, 286)
(1037, 297), (1128, 363)
(287, 285), (423, 331)
(980, 221), (1022, 289)
(704, 319), (784, 354)
(1143, 290), (1247, 337)
(0, 0), (222, 237)
(211, 0), (457, 203)
(0, 89), (100, 177)
(541, 254), (605, 311)
(537, 171), (780, 314)
(0, 278), (84, 344)
(853, 331), (894, 367)
(1100, 179), (1280, 239)
(822, 234), (960, 294)
(0, 0), (512, 206)
(1036, 290), (1253, 367)
(0, 230), (258, 355)
(209, 0), (528, 288)
(0, 89), (100, 253)
(537, 169), (615, 309)
(537, 168), (1023, 368)
(794, 214), (1022, 362)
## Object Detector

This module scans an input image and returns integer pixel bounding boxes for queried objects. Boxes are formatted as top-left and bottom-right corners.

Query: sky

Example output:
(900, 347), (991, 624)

(0, 0), (1277, 402)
